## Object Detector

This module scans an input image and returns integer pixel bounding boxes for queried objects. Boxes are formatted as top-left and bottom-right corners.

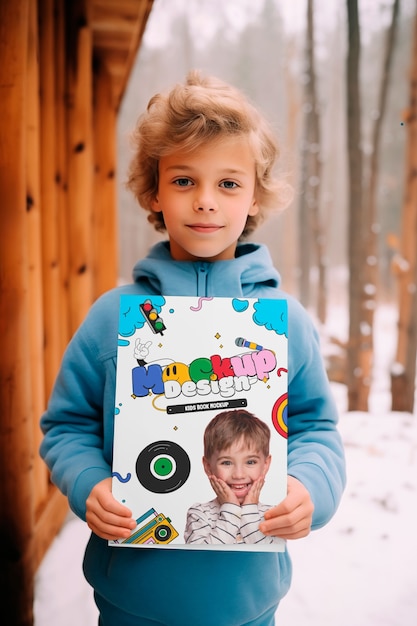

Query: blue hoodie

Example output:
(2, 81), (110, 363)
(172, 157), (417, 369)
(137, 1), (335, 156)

(40, 241), (345, 626)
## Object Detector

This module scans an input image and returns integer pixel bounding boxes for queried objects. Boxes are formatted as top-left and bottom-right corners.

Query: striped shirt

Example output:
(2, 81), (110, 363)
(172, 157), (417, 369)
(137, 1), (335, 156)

(184, 499), (281, 545)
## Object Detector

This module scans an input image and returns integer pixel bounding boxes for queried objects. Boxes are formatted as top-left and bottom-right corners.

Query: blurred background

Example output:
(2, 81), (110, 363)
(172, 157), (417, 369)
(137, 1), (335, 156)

(117, 0), (417, 415)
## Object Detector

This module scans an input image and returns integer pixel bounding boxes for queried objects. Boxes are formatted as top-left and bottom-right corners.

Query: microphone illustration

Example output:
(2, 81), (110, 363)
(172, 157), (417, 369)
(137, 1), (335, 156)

(235, 337), (264, 351)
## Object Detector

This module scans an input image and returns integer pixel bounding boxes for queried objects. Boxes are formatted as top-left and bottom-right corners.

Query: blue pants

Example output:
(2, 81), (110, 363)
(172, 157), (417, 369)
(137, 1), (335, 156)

(95, 592), (277, 626)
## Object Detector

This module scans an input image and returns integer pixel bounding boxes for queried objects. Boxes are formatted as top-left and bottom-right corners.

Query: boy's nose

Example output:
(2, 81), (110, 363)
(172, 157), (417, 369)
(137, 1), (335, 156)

(232, 466), (245, 479)
(196, 205), (216, 212)
(193, 189), (218, 212)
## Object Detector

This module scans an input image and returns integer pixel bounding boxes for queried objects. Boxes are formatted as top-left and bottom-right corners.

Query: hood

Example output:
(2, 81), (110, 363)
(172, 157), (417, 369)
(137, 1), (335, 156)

(132, 241), (281, 298)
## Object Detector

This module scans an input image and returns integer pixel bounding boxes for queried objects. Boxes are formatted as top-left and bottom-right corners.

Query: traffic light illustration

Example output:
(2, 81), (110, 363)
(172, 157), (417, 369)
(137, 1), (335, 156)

(140, 299), (166, 335)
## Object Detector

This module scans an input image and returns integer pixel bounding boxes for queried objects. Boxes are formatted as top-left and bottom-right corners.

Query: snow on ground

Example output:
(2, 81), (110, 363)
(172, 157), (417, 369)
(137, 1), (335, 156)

(278, 406), (417, 626)
(34, 305), (417, 625)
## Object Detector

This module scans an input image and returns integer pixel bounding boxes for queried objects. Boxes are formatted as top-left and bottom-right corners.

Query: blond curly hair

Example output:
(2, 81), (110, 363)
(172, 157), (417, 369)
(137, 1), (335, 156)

(127, 70), (290, 238)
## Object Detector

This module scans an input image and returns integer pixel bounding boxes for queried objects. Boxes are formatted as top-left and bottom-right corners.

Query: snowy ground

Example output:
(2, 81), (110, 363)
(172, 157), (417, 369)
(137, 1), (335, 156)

(34, 306), (417, 625)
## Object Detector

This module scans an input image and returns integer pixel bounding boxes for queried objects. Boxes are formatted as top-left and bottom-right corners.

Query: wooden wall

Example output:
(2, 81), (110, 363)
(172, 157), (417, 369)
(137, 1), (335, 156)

(0, 1), (152, 623)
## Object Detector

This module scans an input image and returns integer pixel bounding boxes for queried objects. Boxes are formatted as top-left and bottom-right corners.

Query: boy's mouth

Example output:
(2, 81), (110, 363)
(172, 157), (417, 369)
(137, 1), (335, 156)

(187, 223), (223, 233)
(229, 482), (251, 492)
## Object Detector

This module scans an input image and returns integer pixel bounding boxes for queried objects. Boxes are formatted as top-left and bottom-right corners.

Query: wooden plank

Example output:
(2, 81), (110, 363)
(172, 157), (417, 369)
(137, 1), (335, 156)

(66, 0), (94, 334)
(55, 0), (71, 353)
(93, 62), (118, 298)
(33, 1), (73, 574)
(27, 0), (49, 514)
(39, 0), (63, 398)
(0, 1), (35, 623)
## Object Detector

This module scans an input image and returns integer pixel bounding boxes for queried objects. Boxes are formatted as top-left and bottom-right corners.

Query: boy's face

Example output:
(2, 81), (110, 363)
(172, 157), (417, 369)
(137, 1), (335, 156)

(203, 438), (271, 505)
(151, 136), (259, 262)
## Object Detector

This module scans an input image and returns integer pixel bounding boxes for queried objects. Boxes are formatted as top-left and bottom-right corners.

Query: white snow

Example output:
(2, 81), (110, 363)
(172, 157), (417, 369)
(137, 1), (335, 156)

(34, 306), (417, 625)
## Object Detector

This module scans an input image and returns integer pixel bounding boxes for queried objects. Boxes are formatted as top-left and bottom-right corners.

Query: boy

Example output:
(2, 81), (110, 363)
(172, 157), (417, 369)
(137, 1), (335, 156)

(40, 71), (346, 626)
(185, 409), (282, 546)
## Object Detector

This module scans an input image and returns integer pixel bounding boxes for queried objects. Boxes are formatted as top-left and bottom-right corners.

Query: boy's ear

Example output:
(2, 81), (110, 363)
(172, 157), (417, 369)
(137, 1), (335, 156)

(264, 454), (272, 474)
(248, 196), (259, 216)
(202, 456), (212, 477)
(151, 196), (162, 212)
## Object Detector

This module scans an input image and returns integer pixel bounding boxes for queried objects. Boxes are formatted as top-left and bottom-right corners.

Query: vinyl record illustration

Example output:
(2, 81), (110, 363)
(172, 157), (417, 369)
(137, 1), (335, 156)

(136, 441), (191, 493)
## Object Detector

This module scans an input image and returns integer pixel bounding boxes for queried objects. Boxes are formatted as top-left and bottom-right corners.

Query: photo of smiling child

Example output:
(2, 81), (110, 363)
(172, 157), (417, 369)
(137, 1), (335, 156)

(185, 409), (281, 545)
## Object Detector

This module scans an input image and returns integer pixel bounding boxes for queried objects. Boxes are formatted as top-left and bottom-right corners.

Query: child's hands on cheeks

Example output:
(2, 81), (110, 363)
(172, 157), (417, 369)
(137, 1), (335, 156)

(259, 476), (314, 539)
(209, 475), (240, 505)
(86, 477), (136, 540)
(243, 475), (265, 505)
(209, 475), (265, 506)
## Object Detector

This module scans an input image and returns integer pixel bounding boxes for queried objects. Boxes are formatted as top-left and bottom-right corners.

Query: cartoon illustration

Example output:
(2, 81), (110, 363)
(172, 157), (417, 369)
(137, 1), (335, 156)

(136, 441), (191, 494)
(118, 507), (179, 546)
(139, 300), (166, 335)
(271, 393), (288, 439)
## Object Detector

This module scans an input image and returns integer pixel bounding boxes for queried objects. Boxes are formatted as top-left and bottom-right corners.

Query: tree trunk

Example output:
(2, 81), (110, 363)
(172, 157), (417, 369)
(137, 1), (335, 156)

(346, 0), (367, 411)
(299, 0), (327, 322)
(391, 7), (417, 413)
(298, 0), (323, 311)
(359, 0), (401, 409)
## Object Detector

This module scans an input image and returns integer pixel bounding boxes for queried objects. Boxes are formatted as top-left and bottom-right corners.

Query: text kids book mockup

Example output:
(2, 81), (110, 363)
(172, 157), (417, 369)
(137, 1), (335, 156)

(110, 295), (288, 552)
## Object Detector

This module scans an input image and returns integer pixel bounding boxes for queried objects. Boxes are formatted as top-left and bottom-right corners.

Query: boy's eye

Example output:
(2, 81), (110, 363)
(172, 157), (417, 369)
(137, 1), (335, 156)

(221, 460), (232, 466)
(247, 459), (257, 465)
(174, 178), (192, 187)
(220, 180), (238, 189)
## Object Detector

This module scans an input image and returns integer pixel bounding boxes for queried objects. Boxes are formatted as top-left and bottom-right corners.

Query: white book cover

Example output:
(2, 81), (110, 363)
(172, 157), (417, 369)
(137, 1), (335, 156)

(110, 295), (288, 551)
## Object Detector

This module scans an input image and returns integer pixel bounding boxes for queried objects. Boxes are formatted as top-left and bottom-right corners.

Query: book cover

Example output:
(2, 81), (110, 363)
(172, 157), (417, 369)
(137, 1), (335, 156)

(110, 295), (288, 551)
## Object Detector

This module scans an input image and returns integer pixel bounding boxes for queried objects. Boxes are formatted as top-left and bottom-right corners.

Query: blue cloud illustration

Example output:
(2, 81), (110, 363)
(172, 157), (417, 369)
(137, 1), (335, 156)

(252, 299), (287, 337)
(232, 298), (249, 312)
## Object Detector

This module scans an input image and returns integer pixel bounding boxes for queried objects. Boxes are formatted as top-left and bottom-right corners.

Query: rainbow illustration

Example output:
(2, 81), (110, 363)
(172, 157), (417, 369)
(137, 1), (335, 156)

(271, 393), (288, 438)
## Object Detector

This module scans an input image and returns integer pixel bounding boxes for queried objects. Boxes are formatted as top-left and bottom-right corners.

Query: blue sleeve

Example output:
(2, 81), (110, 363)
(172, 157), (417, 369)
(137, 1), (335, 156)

(39, 294), (119, 521)
(286, 297), (346, 529)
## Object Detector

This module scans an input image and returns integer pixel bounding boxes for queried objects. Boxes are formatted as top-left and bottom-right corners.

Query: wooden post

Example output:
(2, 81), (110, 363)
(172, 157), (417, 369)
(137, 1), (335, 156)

(93, 62), (119, 298)
(39, 0), (64, 399)
(66, 0), (94, 334)
(54, 0), (71, 354)
(27, 0), (49, 516)
(0, 1), (35, 624)
(32, 0), (69, 578)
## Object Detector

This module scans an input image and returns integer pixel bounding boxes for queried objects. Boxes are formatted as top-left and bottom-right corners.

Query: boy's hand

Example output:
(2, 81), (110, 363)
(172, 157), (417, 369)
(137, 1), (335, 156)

(259, 476), (314, 539)
(209, 475), (240, 506)
(85, 477), (137, 540)
(242, 475), (265, 505)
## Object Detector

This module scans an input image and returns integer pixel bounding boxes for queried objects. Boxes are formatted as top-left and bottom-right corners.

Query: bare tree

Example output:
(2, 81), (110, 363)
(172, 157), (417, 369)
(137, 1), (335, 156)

(345, 0), (400, 411)
(346, 0), (367, 411)
(359, 0), (400, 409)
(298, 0), (327, 322)
(391, 6), (417, 413)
